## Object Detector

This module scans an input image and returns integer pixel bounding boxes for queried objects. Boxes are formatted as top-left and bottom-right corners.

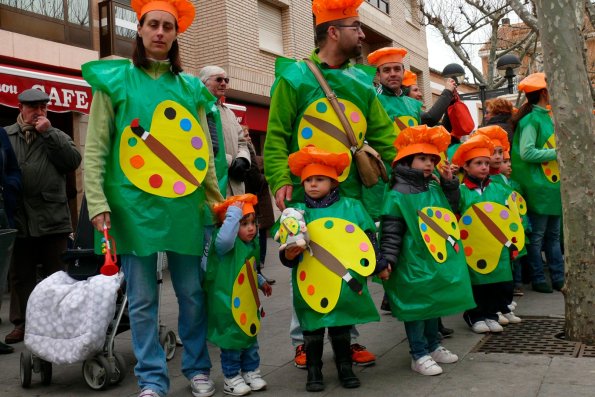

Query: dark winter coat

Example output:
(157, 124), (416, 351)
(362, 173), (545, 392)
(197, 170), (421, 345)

(0, 127), (21, 228)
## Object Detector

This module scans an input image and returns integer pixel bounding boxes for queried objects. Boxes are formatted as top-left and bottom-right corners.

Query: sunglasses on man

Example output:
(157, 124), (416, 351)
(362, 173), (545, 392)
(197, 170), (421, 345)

(210, 76), (230, 84)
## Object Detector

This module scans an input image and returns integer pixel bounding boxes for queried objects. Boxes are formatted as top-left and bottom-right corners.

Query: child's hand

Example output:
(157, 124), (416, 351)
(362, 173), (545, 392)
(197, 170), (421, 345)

(450, 164), (460, 175)
(231, 201), (244, 209)
(260, 282), (272, 296)
(284, 245), (305, 260)
(378, 264), (392, 281)
(438, 160), (453, 180)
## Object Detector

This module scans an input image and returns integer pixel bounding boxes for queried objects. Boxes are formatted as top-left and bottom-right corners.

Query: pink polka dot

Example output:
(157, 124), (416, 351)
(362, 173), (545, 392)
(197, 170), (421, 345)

(350, 112), (360, 123)
(483, 203), (494, 212)
(173, 181), (186, 195)
(443, 213), (451, 222)
(359, 242), (369, 252)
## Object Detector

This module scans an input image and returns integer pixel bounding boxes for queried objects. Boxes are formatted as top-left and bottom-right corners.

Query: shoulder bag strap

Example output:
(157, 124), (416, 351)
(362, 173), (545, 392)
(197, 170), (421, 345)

(303, 59), (359, 152)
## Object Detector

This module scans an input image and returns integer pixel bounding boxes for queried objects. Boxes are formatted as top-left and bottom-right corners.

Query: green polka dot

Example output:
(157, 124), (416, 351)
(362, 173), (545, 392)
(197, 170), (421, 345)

(324, 220), (334, 229)
(194, 157), (207, 171)
(509, 223), (519, 232)
(451, 222), (457, 230)
(128, 137), (138, 147)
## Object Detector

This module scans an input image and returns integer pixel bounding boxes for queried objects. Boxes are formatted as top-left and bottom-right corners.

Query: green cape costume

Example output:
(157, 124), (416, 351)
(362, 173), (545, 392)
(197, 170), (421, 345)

(82, 60), (216, 256)
(381, 183), (475, 322)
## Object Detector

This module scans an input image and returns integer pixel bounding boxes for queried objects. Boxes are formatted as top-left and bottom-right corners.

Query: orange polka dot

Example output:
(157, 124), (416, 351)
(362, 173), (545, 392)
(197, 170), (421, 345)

(545, 168), (552, 176)
(464, 246), (473, 257)
(240, 313), (247, 325)
(307, 284), (315, 296)
(430, 244), (436, 253)
(130, 155), (145, 169)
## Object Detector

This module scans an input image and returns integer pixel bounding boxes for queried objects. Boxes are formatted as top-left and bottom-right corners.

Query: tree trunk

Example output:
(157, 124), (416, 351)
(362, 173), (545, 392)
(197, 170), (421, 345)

(535, 0), (595, 344)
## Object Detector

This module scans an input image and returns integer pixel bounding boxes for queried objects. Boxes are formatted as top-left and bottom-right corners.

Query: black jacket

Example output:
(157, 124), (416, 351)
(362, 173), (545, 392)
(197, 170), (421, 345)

(421, 89), (454, 127)
(380, 165), (460, 265)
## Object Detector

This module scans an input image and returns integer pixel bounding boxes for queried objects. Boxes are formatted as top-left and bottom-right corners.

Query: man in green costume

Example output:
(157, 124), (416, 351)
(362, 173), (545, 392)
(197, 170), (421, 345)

(264, 0), (394, 369)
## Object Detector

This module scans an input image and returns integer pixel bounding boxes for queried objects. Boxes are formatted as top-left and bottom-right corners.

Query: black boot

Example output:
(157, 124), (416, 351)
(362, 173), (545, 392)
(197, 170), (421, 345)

(438, 317), (454, 338)
(330, 333), (360, 388)
(304, 335), (324, 392)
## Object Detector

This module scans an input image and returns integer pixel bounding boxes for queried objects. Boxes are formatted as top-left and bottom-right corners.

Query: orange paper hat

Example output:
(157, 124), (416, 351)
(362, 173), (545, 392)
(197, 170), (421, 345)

(474, 125), (510, 152)
(213, 194), (258, 222)
(367, 47), (408, 67)
(312, 0), (364, 25)
(131, 0), (195, 33)
(503, 150), (510, 160)
(402, 70), (417, 87)
(393, 125), (450, 164)
(288, 146), (350, 182)
(452, 134), (495, 167)
(518, 72), (547, 93)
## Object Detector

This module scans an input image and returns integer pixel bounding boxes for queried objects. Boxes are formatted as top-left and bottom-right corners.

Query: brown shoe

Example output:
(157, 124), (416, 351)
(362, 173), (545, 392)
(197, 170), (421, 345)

(5, 327), (25, 344)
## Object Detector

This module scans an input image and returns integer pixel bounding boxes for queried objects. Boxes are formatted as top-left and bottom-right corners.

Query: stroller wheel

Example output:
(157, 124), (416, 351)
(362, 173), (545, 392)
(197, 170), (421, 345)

(40, 359), (52, 385)
(113, 352), (127, 384)
(160, 328), (177, 361)
(83, 355), (112, 390)
(20, 351), (33, 388)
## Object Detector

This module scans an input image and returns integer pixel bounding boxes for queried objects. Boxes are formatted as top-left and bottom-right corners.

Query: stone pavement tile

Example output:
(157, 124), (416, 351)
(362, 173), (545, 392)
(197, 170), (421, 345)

(512, 287), (565, 318)
(433, 352), (551, 397)
(538, 383), (595, 397)
(542, 356), (595, 386)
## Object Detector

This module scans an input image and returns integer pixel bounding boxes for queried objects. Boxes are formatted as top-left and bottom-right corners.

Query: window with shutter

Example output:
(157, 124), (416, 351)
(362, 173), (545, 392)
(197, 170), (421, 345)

(258, 0), (284, 55)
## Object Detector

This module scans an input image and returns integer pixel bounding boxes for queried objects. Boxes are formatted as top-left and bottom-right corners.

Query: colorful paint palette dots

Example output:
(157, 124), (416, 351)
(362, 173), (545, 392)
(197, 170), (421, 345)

(541, 135), (560, 183)
(297, 217), (376, 313)
(119, 100), (210, 198)
(417, 207), (461, 263)
(297, 98), (367, 183)
(394, 115), (419, 136)
(231, 257), (260, 337)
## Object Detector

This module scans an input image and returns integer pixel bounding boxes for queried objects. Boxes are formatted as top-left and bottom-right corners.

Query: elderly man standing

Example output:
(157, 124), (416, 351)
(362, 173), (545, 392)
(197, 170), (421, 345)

(264, 0), (395, 373)
(199, 66), (251, 197)
(4, 88), (81, 344)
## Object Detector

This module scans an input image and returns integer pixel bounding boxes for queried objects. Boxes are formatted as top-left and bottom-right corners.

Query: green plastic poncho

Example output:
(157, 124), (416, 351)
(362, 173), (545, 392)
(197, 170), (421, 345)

(511, 106), (561, 215)
(82, 60), (217, 256)
(205, 230), (261, 350)
(289, 198), (380, 331)
(380, 183), (474, 322)
(263, 51), (396, 207)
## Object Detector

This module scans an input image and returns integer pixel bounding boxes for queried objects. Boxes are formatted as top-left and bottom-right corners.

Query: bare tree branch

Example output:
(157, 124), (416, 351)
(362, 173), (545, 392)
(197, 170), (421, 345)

(508, 0), (539, 30)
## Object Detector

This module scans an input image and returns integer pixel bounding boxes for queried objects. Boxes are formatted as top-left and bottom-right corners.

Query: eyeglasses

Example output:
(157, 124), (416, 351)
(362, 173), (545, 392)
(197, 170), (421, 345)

(332, 23), (363, 32)
(210, 76), (229, 84)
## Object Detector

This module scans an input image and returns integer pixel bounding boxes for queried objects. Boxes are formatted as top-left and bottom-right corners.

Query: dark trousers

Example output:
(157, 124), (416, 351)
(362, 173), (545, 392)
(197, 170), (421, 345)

(464, 282), (510, 324)
(303, 325), (352, 338)
(9, 234), (68, 327)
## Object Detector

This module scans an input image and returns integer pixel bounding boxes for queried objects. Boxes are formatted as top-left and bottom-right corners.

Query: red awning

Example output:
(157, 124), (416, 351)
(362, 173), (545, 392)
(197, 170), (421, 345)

(226, 101), (269, 132)
(0, 64), (92, 114)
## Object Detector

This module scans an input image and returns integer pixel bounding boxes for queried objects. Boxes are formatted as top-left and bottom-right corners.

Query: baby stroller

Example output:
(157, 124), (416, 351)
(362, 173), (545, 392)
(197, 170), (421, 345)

(20, 196), (177, 390)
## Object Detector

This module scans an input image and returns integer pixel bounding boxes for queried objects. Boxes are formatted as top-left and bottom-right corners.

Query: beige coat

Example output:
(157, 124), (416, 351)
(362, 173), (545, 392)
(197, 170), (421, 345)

(218, 102), (250, 196)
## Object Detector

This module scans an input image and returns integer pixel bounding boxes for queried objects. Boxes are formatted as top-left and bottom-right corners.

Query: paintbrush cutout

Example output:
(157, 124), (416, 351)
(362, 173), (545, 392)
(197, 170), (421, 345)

(309, 241), (363, 294)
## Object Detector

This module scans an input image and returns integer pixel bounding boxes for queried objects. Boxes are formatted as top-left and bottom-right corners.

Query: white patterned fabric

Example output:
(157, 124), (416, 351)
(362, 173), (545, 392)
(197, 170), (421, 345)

(24, 271), (122, 364)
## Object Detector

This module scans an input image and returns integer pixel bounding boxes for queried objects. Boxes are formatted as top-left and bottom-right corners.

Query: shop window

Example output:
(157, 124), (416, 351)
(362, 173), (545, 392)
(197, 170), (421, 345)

(258, 0), (284, 55)
(99, 0), (136, 58)
(366, 0), (389, 14)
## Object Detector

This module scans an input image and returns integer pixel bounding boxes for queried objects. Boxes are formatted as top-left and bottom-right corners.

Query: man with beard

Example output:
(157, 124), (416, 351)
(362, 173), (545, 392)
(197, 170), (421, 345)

(264, 0), (395, 372)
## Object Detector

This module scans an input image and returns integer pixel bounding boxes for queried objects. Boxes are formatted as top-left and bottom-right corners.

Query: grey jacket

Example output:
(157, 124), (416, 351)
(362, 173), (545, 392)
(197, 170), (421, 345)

(5, 122), (81, 237)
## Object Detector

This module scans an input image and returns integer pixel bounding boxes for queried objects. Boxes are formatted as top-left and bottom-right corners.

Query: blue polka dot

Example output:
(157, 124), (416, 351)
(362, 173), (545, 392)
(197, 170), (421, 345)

(408, 119), (415, 126)
(426, 208), (434, 217)
(420, 223), (428, 232)
(301, 127), (313, 139)
(180, 118), (192, 131)
(462, 215), (473, 225)
(128, 137), (138, 147)
(233, 297), (240, 308)
(195, 157), (206, 171)
(316, 102), (328, 113)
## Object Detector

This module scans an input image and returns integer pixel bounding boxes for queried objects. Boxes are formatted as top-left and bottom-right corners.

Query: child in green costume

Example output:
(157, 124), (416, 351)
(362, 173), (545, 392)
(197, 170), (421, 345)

(379, 125), (474, 376)
(206, 194), (272, 396)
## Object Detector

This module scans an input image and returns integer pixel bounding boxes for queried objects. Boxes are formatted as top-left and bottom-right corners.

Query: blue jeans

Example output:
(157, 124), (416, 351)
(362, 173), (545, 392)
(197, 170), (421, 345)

(404, 319), (440, 360)
(122, 252), (211, 396)
(220, 342), (260, 378)
(526, 213), (564, 284)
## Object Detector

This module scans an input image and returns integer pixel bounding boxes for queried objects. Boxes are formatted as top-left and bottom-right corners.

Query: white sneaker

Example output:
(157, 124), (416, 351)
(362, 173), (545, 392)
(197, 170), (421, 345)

(411, 355), (443, 376)
(223, 374), (251, 396)
(242, 369), (267, 391)
(508, 301), (517, 311)
(471, 320), (490, 333)
(190, 374), (215, 397)
(138, 389), (161, 397)
(497, 312), (509, 325)
(485, 319), (504, 333)
(430, 346), (459, 364)
(503, 312), (522, 324)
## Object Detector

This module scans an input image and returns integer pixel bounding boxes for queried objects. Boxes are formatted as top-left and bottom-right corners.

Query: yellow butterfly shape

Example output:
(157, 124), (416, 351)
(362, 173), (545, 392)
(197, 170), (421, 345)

(541, 135), (560, 183)
(120, 100), (210, 198)
(417, 207), (461, 263)
(296, 98), (367, 183)
(297, 217), (375, 314)
(231, 256), (261, 337)
(459, 202), (525, 274)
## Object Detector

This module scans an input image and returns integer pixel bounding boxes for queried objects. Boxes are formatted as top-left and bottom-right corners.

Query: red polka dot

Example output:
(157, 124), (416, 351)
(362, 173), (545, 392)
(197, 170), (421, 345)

(299, 271), (307, 281)
(464, 246), (473, 256)
(461, 230), (469, 240)
(512, 237), (518, 243)
(149, 174), (163, 188)
(424, 234), (431, 242)
(545, 168), (552, 176)
(240, 313), (247, 325)
(238, 273), (245, 285)
(307, 285), (315, 296)
(130, 155), (144, 169)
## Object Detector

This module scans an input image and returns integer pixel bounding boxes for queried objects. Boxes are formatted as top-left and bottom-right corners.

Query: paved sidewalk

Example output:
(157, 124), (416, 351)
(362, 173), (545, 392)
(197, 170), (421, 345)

(1, 239), (592, 397)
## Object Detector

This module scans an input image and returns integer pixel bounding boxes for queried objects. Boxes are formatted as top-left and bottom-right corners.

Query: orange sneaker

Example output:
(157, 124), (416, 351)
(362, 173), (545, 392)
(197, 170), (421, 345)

(294, 344), (307, 369)
(351, 343), (376, 366)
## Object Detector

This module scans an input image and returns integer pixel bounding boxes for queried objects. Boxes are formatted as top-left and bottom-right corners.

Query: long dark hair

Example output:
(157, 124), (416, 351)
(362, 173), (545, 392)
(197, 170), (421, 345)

(132, 15), (183, 75)
(510, 89), (544, 131)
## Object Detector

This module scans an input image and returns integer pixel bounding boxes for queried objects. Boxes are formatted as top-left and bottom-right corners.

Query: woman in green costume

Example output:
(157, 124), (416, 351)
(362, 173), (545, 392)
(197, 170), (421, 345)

(380, 125), (474, 377)
(82, 1), (223, 396)
(510, 73), (564, 294)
